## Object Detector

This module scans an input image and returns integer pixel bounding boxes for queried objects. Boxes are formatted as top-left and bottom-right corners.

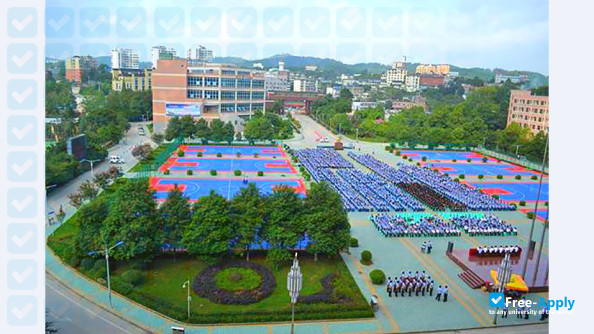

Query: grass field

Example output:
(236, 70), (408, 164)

(129, 142), (179, 172)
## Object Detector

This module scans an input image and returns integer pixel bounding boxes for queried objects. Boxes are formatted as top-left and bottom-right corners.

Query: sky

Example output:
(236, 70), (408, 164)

(45, 0), (549, 74)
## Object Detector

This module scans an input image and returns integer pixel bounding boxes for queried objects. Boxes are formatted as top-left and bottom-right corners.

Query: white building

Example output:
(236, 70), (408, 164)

(293, 78), (318, 93)
(352, 101), (378, 111)
(264, 61), (291, 92)
(187, 45), (213, 63)
(405, 75), (420, 92)
(385, 61), (407, 86)
(111, 48), (139, 70)
(151, 46), (177, 69)
(305, 65), (317, 71)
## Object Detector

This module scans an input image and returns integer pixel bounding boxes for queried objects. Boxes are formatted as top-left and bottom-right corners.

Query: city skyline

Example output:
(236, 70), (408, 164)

(46, 0), (549, 74)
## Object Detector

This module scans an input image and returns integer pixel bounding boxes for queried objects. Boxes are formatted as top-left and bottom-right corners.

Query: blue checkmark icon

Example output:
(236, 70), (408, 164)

(489, 292), (505, 307)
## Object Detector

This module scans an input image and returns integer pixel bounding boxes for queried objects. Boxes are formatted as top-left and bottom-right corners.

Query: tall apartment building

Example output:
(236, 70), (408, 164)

(385, 61), (407, 86)
(264, 61), (290, 92)
(507, 90), (549, 134)
(495, 72), (529, 84)
(64, 56), (97, 84)
(292, 78), (318, 93)
(111, 48), (139, 70)
(151, 46), (177, 69)
(187, 45), (214, 63)
(152, 59), (266, 133)
(111, 69), (152, 91)
(405, 75), (420, 92)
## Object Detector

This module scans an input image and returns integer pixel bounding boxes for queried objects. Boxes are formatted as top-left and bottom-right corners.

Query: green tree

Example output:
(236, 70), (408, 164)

(303, 182), (351, 260)
(195, 118), (211, 142)
(339, 88), (354, 100)
(183, 190), (232, 257)
(159, 186), (192, 248)
(230, 183), (263, 261)
(209, 119), (226, 142)
(74, 196), (109, 257)
(222, 122), (235, 144)
(100, 180), (160, 260)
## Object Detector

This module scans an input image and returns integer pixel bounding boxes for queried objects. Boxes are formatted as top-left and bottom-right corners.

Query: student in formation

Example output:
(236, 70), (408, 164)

(443, 285), (449, 302)
(436, 285), (443, 301)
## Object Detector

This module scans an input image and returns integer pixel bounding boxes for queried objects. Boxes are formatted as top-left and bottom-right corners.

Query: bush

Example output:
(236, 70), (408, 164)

(197, 152), (203, 157)
(350, 237), (359, 248)
(454, 178), (460, 182)
(497, 175), (503, 179)
(545, 201), (549, 206)
(234, 170), (242, 176)
(177, 150), (185, 157)
(210, 170), (217, 176)
(164, 170), (170, 175)
(422, 156), (427, 161)
(467, 158), (472, 163)
(187, 170), (193, 176)
(478, 174), (484, 179)
(92, 259), (106, 273)
(80, 258), (95, 271)
(519, 200), (526, 206)
(360, 250), (372, 265)
(385, 145), (391, 151)
(236, 152), (241, 158)
(408, 159), (413, 162)
(111, 277), (134, 295)
(257, 171), (264, 176)
(482, 157), (488, 163)
(444, 173), (449, 177)
(94, 266), (107, 279)
(121, 269), (145, 286)
(459, 174), (465, 179)
(515, 175), (522, 180)
(527, 212), (535, 219)
(402, 155), (407, 159)
(492, 194), (500, 199)
(531, 175), (538, 180)
(254, 153), (259, 158)
(369, 269), (386, 285)
(217, 153), (222, 157)
(416, 162), (421, 166)
(452, 159), (457, 162)
(69, 254), (81, 268)
(395, 151), (401, 156)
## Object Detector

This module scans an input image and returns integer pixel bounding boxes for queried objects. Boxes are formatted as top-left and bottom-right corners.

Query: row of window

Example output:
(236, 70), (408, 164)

(512, 107), (548, 114)
(220, 103), (264, 113)
(187, 76), (265, 88)
(512, 114), (546, 122)
(187, 90), (265, 100)
(513, 99), (547, 106)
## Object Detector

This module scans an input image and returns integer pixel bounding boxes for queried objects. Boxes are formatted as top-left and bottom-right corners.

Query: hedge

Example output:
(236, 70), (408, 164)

(187, 170), (193, 176)
(527, 212), (535, 219)
(497, 175), (503, 179)
(515, 175), (522, 180)
(164, 170), (170, 175)
(210, 170), (217, 176)
(234, 170), (242, 176)
(197, 152), (203, 157)
(531, 175), (538, 180)
(395, 151), (401, 156)
(350, 237), (359, 248)
(360, 250), (372, 265)
(519, 200), (526, 206)
(177, 150), (185, 157)
(257, 171), (264, 176)
(369, 269), (386, 285)
(459, 174), (465, 179)
(121, 269), (145, 286)
(217, 153), (222, 157)
(478, 174), (484, 179)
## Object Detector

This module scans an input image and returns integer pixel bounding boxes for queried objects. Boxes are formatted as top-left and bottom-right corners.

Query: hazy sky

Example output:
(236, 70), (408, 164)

(45, 0), (549, 74)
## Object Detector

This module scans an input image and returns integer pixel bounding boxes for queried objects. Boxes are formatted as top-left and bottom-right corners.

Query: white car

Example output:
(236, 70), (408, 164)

(110, 156), (125, 164)
(320, 136), (330, 143)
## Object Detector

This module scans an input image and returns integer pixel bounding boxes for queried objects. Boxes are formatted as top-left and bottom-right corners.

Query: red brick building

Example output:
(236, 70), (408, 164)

(419, 75), (445, 88)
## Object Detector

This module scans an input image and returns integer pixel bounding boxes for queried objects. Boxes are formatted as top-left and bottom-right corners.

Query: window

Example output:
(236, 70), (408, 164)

(237, 79), (251, 88)
(188, 76), (202, 86)
(251, 103), (264, 111)
(222, 70), (236, 76)
(252, 79), (264, 88)
(204, 77), (219, 87)
(237, 91), (251, 100)
(187, 89), (202, 99)
(221, 91), (235, 100)
(237, 103), (250, 112)
(221, 78), (235, 87)
(221, 103), (236, 112)
(251, 92), (264, 100)
(204, 90), (219, 99)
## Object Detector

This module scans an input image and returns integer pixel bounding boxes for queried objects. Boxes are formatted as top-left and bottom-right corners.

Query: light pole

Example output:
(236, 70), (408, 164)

(493, 252), (512, 325)
(287, 252), (302, 334)
(521, 135), (548, 278)
(88, 241), (124, 307)
(182, 279), (191, 319)
(80, 158), (101, 177)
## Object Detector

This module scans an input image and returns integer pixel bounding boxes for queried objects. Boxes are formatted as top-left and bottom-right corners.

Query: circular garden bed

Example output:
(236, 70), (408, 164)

(193, 261), (276, 305)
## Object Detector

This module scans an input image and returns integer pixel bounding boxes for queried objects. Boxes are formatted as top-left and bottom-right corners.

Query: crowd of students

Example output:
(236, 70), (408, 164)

(385, 271), (449, 302)
(476, 245), (521, 256)
(398, 182), (468, 211)
(372, 214), (462, 237)
(449, 214), (518, 236)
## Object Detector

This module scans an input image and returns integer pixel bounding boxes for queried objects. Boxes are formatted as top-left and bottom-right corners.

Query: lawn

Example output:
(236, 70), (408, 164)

(47, 201), (372, 324)
(129, 142), (179, 172)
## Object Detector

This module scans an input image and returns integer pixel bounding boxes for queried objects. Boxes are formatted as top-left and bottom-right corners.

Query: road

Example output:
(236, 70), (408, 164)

(46, 122), (153, 221)
(46, 273), (150, 334)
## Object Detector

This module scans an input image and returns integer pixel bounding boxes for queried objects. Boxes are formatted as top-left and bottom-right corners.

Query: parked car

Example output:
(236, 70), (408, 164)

(110, 155), (125, 164)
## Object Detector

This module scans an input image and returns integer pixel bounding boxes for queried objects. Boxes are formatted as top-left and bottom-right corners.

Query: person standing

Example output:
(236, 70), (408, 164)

(540, 303), (549, 321)
(427, 241), (433, 254)
(443, 285), (449, 302)
(387, 279), (392, 297)
(436, 285), (443, 301)
(502, 303), (509, 318)
(408, 281), (413, 297)
(429, 280), (434, 296)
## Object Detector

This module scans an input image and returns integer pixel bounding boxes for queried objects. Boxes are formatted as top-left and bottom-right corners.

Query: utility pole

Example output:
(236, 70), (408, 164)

(88, 241), (124, 307)
(521, 135), (548, 278)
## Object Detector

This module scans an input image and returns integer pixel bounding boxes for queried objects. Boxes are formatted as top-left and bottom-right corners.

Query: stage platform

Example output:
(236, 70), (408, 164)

(447, 247), (548, 292)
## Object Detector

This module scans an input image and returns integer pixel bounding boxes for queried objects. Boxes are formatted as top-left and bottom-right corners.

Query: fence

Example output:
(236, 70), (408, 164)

(475, 147), (548, 174)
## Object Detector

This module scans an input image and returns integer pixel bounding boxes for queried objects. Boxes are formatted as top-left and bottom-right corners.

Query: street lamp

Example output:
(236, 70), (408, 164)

(88, 241), (124, 307)
(287, 252), (302, 334)
(80, 158), (101, 177)
(182, 279), (192, 319)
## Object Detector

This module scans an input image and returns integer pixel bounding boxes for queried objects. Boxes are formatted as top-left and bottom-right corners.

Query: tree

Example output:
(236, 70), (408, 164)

(93, 171), (111, 189)
(183, 190), (233, 257)
(132, 143), (152, 161)
(303, 182), (350, 260)
(74, 195), (109, 257)
(230, 183), (263, 261)
(165, 116), (182, 141)
(159, 186), (192, 248)
(195, 118), (211, 142)
(209, 119), (227, 142)
(79, 180), (99, 202)
(68, 192), (83, 209)
(261, 185), (304, 267)
(152, 132), (164, 145)
(100, 180), (160, 260)
(222, 122), (235, 144)
(329, 113), (353, 134)
(339, 88), (354, 100)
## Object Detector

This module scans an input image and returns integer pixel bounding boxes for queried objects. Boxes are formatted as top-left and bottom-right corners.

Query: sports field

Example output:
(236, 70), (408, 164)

(399, 150), (494, 161)
(181, 144), (286, 157)
(464, 181), (549, 202)
(427, 162), (541, 176)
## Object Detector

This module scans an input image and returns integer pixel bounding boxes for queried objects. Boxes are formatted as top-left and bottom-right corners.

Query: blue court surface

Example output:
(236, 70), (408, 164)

(428, 162), (540, 176)
(151, 177), (306, 200)
(168, 158), (296, 174)
(182, 145), (285, 157)
(465, 181), (549, 202)
(400, 150), (490, 161)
